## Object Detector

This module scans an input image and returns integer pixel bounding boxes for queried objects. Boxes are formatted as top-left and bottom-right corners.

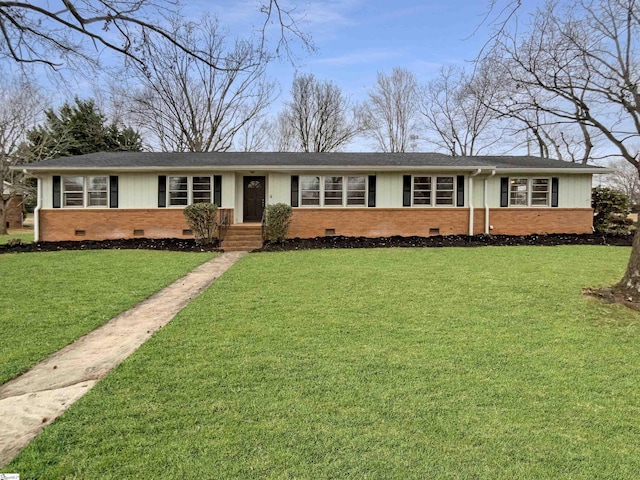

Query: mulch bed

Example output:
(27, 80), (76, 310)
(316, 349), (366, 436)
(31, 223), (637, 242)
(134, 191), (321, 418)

(0, 238), (221, 254)
(259, 233), (633, 251)
(0, 233), (633, 254)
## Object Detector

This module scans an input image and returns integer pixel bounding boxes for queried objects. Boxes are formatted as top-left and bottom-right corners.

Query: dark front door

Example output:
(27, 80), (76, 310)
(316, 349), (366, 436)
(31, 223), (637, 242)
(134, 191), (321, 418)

(243, 176), (266, 222)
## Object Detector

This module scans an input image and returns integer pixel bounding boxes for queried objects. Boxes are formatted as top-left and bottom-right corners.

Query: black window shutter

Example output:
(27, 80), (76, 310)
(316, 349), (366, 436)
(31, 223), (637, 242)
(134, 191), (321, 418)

(500, 177), (509, 207)
(456, 175), (465, 207)
(403, 175), (412, 207)
(109, 176), (118, 208)
(368, 175), (376, 207)
(213, 175), (222, 207)
(158, 175), (166, 208)
(52, 175), (61, 208)
(551, 177), (559, 207)
(291, 175), (299, 207)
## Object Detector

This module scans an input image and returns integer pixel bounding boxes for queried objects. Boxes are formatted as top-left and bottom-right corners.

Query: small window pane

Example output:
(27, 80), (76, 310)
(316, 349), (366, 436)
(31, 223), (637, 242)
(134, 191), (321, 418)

(169, 176), (188, 206)
(87, 176), (107, 207)
(324, 176), (343, 206)
(193, 176), (211, 203)
(300, 176), (320, 206)
(531, 179), (549, 206)
(510, 178), (528, 206)
(413, 176), (432, 205)
(347, 176), (366, 206)
(63, 176), (84, 207)
(435, 176), (454, 206)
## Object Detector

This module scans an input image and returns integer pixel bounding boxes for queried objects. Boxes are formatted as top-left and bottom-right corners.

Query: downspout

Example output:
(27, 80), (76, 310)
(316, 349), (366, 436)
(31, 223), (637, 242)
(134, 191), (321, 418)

(484, 170), (496, 234)
(33, 173), (41, 242)
(468, 169), (482, 235)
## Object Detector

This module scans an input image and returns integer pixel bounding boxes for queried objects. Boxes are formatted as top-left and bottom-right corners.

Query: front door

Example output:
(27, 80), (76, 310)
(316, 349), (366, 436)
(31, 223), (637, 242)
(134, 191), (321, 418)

(243, 176), (266, 222)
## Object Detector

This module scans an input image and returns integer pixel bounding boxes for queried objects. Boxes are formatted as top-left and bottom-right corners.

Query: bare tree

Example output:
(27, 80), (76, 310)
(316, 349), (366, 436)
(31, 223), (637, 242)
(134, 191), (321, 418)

(0, 1), (309, 71)
(275, 74), (365, 152)
(488, 0), (640, 296)
(121, 16), (276, 152)
(364, 67), (420, 153)
(233, 114), (272, 152)
(419, 65), (501, 156)
(0, 76), (43, 234)
(607, 158), (640, 205)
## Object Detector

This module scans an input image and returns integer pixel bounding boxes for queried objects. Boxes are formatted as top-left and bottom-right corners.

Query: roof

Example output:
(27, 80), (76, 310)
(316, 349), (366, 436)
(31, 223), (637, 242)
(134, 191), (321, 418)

(17, 151), (610, 173)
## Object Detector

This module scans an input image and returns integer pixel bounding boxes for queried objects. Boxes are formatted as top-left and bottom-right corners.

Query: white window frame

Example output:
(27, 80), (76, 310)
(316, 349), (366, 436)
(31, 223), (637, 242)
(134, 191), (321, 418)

(167, 175), (214, 207)
(411, 175), (457, 207)
(509, 177), (551, 207)
(62, 175), (109, 208)
(299, 175), (368, 207)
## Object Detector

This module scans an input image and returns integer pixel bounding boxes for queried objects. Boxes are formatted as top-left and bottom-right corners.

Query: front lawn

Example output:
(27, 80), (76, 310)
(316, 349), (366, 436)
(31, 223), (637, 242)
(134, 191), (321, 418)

(0, 250), (214, 385)
(0, 230), (34, 245)
(6, 247), (640, 478)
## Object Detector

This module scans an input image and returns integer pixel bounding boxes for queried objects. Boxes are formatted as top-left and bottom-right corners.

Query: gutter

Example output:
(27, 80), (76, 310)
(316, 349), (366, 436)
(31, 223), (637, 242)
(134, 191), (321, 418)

(484, 170), (496, 234)
(468, 169), (482, 235)
(32, 173), (41, 242)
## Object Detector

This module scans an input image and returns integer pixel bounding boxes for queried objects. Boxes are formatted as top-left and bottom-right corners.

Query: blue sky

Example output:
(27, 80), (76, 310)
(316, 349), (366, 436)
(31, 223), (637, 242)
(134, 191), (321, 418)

(210, 0), (498, 102)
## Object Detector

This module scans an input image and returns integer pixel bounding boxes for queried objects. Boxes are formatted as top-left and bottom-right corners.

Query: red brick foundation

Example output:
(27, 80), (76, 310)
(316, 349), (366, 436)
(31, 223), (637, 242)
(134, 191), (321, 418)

(38, 208), (234, 242)
(37, 207), (593, 241)
(287, 208), (594, 238)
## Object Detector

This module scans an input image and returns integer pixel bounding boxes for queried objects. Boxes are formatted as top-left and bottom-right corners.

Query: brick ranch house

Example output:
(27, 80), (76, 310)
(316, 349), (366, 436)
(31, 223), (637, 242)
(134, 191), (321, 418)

(18, 152), (609, 249)
(2, 181), (24, 229)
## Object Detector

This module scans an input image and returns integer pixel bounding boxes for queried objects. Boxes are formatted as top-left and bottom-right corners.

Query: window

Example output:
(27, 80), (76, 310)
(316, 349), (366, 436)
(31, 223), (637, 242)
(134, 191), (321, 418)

(509, 178), (550, 207)
(300, 176), (320, 206)
(192, 176), (212, 203)
(347, 176), (366, 206)
(63, 176), (84, 207)
(299, 175), (368, 207)
(87, 176), (108, 207)
(62, 175), (108, 208)
(168, 176), (188, 206)
(413, 177), (432, 205)
(412, 175), (455, 206)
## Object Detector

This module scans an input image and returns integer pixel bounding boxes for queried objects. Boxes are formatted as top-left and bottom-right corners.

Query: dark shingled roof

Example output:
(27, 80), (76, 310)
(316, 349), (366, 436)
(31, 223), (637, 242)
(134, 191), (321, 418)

(21, 151), (603, 170)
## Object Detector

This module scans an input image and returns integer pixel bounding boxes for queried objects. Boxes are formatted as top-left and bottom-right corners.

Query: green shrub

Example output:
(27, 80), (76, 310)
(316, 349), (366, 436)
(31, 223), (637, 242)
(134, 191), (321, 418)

(265, 203), (293, 243)
(183, 203), (218, 245)
(592, 186), (634, 235)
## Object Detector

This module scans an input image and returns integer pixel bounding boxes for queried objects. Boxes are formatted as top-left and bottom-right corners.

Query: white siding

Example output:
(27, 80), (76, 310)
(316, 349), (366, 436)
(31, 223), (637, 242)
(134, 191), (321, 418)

(119, 173), (158, 208)
(41, 174), (53, 209)
(376, 173), (402, 207)
(222, 174), (235, 208)
(268, 173), (291, 204)
(557, 174), (592, 207)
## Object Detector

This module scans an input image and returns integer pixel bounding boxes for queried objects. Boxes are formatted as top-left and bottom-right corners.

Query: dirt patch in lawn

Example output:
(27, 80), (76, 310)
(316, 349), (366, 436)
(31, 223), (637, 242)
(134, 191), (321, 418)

(583, 287), (640, 312)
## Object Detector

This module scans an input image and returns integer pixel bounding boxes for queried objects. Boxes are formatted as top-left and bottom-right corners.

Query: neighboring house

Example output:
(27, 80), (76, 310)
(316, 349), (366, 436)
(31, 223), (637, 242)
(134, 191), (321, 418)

(18, 152), (608, 247)
(2, 181), (24, 229)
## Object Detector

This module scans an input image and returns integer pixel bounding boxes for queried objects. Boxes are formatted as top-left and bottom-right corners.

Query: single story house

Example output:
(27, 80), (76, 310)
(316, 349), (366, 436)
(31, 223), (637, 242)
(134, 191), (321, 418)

(18, 152), (608, 249)
(2, 181), (24, 229)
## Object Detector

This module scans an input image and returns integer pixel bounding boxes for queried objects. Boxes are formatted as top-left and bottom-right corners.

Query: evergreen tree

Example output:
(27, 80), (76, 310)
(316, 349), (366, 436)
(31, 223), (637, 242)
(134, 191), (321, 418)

(28, 98), (142, 159)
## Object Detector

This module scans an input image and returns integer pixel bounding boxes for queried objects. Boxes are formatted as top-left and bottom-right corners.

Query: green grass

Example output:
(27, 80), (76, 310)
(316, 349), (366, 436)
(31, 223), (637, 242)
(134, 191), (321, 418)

(0, 250), (214, 385)
(0, 231), (34, 244)
(6, 246), (640, 479)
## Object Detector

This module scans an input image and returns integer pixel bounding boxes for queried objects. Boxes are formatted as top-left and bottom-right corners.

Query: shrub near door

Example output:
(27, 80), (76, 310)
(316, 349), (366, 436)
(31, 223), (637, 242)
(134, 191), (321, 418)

(264, 203), (293, 244)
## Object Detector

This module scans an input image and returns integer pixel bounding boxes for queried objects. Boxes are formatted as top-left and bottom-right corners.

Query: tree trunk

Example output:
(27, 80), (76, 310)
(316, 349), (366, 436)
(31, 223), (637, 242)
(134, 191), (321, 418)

(614, 227), (640, 298)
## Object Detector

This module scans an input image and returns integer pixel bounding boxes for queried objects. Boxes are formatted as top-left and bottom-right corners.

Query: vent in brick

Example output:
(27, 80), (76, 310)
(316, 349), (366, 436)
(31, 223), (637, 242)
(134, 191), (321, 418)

(429, 228), (440, 235)
(74, 230), (86, 236)
(133, 229), (144, 236)
(183, 229), (193, 235)
(325, 228), (336, 235)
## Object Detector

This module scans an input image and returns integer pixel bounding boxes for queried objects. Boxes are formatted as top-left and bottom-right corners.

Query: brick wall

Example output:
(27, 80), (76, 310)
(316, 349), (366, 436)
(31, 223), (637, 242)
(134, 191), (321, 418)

(38, 207), (593, 241)
(5, 195), (23, 229)
(287, 208), (594, 238)
(39, 208), (233, 241)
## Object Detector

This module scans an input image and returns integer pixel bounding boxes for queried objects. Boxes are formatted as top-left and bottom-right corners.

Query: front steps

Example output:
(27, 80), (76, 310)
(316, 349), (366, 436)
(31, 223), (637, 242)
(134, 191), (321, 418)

(220, 224), (263, 251)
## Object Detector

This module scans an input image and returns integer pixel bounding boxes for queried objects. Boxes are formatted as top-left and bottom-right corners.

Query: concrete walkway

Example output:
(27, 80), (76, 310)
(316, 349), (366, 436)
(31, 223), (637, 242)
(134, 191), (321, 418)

(0, 251), (246, 467)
